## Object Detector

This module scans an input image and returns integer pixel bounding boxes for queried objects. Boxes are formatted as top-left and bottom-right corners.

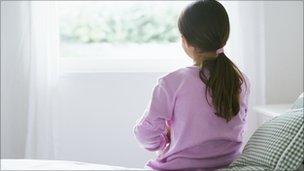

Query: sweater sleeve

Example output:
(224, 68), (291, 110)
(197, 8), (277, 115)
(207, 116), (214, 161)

(133, 78), (173, 151)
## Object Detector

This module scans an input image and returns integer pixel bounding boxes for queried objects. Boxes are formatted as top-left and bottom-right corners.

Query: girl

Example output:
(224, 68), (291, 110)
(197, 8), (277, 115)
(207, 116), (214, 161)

(134, 0), (250, 170)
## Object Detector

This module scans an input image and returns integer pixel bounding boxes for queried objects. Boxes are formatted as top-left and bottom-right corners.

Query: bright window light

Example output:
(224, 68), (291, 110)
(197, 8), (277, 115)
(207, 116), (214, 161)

(57, 1), (193, 72)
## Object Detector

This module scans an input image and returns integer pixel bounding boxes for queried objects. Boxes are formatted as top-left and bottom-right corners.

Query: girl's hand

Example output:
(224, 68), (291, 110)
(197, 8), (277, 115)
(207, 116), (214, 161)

(165, 126), (171, 143)
(156, 126), (171, 156)
(165, 120), (171, 143)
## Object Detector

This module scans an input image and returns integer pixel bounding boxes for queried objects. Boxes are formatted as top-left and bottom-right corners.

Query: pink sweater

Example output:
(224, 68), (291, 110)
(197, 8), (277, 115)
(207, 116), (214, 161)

(134, 66), (250, 171)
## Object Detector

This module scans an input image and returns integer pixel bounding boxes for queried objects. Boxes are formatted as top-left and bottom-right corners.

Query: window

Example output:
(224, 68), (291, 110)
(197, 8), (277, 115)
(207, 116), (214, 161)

(58, 1), (192, 72)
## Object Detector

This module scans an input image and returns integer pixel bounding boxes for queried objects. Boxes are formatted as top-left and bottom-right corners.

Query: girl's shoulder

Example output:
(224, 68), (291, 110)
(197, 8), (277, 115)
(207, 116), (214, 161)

(155, 66), (199, 93)
(158, 66), (197, 83)
(240, 72), (251, 95)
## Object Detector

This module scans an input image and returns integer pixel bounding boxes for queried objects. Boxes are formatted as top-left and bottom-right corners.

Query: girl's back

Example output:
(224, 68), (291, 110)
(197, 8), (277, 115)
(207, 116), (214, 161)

(134, 66), (249, 170)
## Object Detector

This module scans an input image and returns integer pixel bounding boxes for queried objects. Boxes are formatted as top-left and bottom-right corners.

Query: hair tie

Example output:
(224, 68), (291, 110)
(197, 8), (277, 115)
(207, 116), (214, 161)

(216, 48), (224, 55)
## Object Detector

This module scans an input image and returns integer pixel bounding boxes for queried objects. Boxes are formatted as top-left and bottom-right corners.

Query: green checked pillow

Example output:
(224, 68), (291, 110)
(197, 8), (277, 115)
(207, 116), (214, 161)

(219, 108), (304, 171)
(292, 93), (303, 109)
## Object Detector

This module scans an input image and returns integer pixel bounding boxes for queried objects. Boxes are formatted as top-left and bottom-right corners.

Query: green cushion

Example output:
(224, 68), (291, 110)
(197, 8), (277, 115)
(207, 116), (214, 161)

(218, 108), (304, 171)
(292, 93), (303, 109)
(218, 165), (266, 171)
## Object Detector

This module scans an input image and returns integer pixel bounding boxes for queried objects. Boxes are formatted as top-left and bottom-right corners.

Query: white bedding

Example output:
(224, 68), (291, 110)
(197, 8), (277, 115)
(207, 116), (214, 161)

(1, 159), (144, 170)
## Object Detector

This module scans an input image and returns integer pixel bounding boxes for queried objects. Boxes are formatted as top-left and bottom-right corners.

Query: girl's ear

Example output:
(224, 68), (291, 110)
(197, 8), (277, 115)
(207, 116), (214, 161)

(181, 36), (196, 59)
(181, 36), (188, 48)
(182, 36), (195, 52)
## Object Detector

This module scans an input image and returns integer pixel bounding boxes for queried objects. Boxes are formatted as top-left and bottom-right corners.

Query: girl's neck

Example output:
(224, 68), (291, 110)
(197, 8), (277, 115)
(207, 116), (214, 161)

(193, 51), (218, 68)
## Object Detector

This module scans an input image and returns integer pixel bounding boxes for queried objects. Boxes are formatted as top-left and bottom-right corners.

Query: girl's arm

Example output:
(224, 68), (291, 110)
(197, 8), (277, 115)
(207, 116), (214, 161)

(133, 79), (173, 151)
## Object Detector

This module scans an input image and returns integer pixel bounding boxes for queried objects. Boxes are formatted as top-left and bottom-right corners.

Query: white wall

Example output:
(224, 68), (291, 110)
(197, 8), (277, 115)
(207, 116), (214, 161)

(53, 73), (164, 167)
(264, 1), (303, 104)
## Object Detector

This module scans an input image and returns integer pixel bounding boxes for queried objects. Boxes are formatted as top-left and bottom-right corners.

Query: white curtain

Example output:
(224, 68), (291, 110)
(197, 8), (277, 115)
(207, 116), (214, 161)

(24, 2), (60, 159)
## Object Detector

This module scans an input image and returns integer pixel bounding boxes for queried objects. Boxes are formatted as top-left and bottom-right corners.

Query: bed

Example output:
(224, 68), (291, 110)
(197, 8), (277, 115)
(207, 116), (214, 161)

(1, 159), (145, 170)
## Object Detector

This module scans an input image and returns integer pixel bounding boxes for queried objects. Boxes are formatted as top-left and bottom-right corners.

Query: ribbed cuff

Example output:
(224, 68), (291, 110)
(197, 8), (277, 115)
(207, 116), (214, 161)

(145, 133), (168, 151)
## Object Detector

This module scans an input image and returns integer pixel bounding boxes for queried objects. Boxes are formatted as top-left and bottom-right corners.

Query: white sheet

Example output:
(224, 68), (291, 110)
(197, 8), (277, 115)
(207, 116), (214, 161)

(1, 159), (144, 170)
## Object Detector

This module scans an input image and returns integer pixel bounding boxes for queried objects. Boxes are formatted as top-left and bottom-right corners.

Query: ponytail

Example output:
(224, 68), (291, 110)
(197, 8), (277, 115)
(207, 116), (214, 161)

(178, 0), (244, 122)
(199, 53), (244, 122)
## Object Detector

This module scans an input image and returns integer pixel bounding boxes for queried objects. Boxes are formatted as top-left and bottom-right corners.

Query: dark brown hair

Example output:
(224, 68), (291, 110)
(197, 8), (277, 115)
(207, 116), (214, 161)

(178, 0), (245, 122)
